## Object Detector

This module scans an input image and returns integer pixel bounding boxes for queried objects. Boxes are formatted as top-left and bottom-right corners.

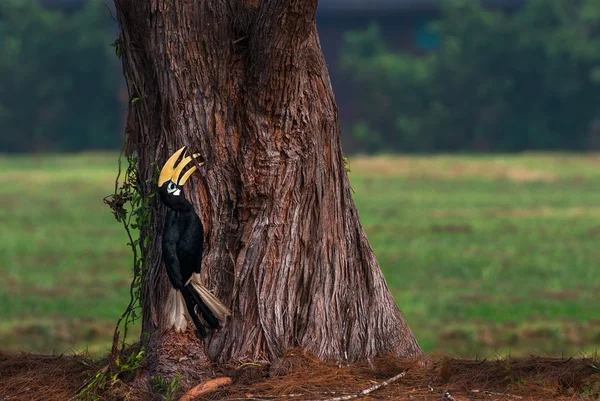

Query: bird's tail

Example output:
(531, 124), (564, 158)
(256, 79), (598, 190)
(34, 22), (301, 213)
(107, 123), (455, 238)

(165, 274), (231, 338)
(188, 273), (231, 323)
(165, 287), (189, 333)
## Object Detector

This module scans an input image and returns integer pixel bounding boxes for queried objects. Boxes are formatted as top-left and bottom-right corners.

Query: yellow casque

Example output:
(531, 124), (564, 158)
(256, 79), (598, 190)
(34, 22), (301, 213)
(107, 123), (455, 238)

(158, 146), (204, 187)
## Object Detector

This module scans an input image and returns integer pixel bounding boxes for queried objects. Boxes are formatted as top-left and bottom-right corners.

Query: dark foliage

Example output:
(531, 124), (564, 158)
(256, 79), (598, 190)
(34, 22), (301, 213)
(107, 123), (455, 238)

(0, 0), (123, 153)
(342, 0), (600, 153)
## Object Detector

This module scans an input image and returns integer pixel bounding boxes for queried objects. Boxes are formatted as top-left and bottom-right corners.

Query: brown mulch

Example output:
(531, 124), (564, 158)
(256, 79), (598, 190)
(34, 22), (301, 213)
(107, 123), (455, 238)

(0, 350), (598, 401)
(0, 351), (95, 401)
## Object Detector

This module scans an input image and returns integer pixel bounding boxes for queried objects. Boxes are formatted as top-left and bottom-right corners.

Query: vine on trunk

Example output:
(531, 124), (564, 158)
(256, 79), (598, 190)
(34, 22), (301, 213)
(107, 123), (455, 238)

(78, 142), (156, 399)
(104, 146), (156, 353)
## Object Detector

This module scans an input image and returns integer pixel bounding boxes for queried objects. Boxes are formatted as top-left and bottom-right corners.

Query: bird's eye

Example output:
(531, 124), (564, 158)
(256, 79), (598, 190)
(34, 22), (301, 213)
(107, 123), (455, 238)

(167, 182), (177, 193)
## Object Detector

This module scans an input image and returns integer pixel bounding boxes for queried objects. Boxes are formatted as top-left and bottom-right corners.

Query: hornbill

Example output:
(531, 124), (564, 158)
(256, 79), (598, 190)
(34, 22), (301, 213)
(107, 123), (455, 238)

(158, 146), (230, 338)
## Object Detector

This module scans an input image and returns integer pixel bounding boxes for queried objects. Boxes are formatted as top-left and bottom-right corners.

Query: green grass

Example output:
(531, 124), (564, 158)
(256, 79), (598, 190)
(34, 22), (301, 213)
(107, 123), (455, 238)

(351, 154), (600, 357)
(1, 152), (599, 357)
(0, 153), (133, 354)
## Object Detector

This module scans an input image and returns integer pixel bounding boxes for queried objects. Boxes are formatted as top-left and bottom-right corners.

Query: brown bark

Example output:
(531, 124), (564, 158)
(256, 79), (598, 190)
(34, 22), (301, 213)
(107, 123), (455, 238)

(114, 0), (421, 384)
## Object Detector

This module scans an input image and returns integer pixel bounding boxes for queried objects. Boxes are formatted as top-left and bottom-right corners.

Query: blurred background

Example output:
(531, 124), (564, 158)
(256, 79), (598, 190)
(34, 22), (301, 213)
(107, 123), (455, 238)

(1, 0), (599, 357)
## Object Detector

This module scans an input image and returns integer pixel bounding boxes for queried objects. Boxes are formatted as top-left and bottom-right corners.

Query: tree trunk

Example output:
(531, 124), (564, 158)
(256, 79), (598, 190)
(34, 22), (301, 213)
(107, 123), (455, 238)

(114, 0), (421, 384)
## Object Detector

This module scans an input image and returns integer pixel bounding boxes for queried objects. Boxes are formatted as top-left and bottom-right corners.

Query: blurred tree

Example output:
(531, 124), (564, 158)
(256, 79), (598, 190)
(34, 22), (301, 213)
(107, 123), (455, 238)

(0, 0), (122, 153)
(341, 0), (600, 153)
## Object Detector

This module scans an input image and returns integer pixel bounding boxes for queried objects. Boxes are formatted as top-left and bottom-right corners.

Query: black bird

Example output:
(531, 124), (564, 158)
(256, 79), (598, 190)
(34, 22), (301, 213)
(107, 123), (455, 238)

(158, 146), (230, 338)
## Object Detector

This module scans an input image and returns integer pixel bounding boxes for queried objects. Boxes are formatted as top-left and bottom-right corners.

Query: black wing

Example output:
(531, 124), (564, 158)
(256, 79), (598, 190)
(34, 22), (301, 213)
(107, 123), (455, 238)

(162, 210), (185, 290)
(176, 211), (204, 282)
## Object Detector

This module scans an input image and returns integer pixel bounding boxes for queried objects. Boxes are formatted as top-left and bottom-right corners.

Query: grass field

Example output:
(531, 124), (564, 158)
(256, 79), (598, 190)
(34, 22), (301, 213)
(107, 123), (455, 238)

(1, 153), (599, 357)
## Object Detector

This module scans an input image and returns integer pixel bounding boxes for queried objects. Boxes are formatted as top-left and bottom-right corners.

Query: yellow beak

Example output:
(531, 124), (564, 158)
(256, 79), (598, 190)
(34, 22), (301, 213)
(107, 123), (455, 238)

(158, 146), (204, 186)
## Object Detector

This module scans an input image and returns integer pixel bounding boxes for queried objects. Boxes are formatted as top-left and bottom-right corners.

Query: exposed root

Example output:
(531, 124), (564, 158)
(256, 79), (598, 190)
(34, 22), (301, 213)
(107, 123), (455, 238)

(178, 377), (232, 401)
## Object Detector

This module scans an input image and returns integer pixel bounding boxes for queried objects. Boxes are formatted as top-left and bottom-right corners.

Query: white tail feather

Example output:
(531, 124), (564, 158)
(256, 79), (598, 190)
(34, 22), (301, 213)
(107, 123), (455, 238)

(166, 287), (190, 332)
(189, 273), (231, 322)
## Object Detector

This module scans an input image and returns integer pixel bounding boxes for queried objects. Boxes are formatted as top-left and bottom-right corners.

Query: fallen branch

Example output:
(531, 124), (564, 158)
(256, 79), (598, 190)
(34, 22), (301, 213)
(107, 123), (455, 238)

(178, 377), (232, 401)
(470, 389), (523, 399)
(223, 391), (340, 401)
(235, 392), (339, 399)
(303, 370), (407, 401)
(442, 391), (457, 401)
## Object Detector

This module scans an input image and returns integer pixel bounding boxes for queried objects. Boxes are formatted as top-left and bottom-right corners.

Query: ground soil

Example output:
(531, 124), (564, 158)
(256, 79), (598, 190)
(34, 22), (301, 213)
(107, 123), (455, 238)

(1, 350), (598, 400)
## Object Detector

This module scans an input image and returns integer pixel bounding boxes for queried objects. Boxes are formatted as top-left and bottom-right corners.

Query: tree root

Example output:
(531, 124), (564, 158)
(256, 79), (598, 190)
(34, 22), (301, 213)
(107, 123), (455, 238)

(178, 377), (232, 401)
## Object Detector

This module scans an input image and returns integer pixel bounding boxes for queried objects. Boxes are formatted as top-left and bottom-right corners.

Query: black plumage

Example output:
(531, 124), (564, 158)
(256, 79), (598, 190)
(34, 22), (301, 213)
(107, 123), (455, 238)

(158, 147), (230, 338)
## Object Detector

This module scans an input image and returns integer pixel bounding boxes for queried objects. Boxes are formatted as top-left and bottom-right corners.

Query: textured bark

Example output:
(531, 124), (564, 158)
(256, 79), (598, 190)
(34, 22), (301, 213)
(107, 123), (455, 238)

(114, 0), (421, 383)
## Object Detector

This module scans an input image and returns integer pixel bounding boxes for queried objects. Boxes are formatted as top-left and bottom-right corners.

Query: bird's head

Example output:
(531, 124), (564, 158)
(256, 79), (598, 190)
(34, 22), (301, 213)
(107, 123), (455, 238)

(158, 146), (204, 210)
